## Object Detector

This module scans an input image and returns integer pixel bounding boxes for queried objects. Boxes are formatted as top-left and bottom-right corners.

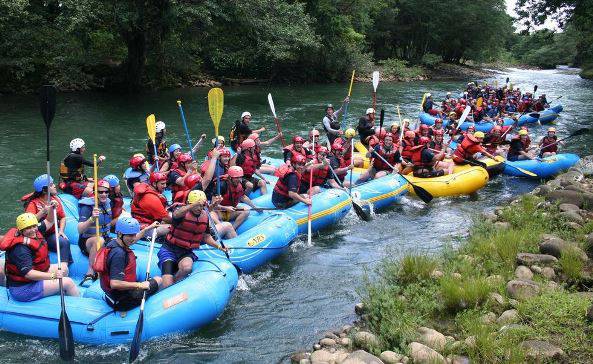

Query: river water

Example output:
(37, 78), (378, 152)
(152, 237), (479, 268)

(0, 68), (591, 362)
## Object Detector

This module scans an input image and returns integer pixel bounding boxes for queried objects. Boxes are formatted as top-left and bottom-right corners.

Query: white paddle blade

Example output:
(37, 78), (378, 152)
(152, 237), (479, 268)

(267, 93), (277, 118)
(457, 105), (472, 128)
(372, 71), (380, 91)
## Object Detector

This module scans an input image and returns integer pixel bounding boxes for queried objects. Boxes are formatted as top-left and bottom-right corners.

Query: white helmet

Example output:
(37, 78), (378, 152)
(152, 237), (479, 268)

(365, 108), (375, 115)
(426, 93), (432, 97)
(446, 92), (451, 95)
(69, 138), (85, 151)
(155, 121), (166, 132)
(241, 111), (251, 119)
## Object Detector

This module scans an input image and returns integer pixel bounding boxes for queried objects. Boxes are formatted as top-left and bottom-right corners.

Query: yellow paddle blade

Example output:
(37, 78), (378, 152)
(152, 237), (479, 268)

(517, 166), (538, 177)
(348, 70), (355, 96)
(420, 93), (427, 111)
(146, 114), (156, 143)
(208, 88), (224, 135)
(355, 141), (368, 154)
(476, 97), (483, 108)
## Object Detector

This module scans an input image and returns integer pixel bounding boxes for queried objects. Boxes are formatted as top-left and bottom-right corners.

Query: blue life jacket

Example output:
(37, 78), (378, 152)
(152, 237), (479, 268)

(78, 197), (112, 238)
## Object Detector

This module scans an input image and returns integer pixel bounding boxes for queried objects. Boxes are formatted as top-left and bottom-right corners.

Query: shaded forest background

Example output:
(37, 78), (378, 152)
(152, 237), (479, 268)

(0, 0), (590, 93)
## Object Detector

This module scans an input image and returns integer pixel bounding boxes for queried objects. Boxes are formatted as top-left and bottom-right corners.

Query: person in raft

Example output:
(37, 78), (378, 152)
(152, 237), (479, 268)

(230, 111), (266, 152)
(1, 212), (79, 302)
(22, 174), (72, 265)
(356, 132), (403, 183)
(538, 127), (563, 158)
(103, 174), (124, 221)
(507, 129), (535, 161)
(357, 108), (376, 147)
(452, 131), (497, 166)
(272, 153), (312, 209)
(158, 190), (228, 289)
(77, 179), (117, 282)
(322, 97), (350, 145)
(96, 217), (161, 311)
(59, 138), (105, 198)
(131, 171), (172, 238)
(146, 120), (169, 166)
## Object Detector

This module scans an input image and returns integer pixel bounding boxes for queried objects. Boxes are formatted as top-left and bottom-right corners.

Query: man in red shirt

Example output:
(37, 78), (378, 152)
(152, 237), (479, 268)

(131, 172), (172, 238)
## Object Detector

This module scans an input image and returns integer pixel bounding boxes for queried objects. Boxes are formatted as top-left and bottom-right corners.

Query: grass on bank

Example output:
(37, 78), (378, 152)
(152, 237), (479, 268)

(361, 195), (593, 362)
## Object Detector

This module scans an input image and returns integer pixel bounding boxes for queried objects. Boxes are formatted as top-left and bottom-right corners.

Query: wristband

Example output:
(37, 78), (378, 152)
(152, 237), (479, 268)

(50, 272), (56, 280)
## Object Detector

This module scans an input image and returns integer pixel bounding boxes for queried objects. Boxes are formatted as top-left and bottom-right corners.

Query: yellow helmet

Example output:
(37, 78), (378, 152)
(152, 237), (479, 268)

(518, 129), (528, 136)
(474, 131), (485, 138)
(16, 213), (38, 231)
(187, 190), (207, 205)
(449, 111), (457, 117)
(344, 128), (356, 139)
(547, 127), (556, 133)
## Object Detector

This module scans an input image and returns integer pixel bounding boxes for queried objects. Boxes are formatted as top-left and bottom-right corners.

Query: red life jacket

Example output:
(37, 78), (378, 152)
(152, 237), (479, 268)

(173, 190), (190, 204)
(253, 145), (263, 167)
(96, 241), (137, 295)
(110, 195), (124, 219)
(429, 140), (444, 152)
(1, 228), (50, 284)
(372, 145), (398, 171)
(273, 164), (301, 197)
(238, 151), (259, 178)
(484, 133), (504, 154)
(220, 177), (245, 207)
(166, 210), (209, 250)
(283, 144), (309, 160)
(131, 183), (168, 225)
(401, 139), (415, 160)
(453, 134), (484, 163)
(170, 167), (188, 195)
(411, 146), (432, 167)
(540, 135), (558, 154)
(303, 160), (329, 187)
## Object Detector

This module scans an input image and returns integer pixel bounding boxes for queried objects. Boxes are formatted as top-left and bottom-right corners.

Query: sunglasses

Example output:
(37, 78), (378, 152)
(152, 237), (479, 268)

(98, 190), (109, 195)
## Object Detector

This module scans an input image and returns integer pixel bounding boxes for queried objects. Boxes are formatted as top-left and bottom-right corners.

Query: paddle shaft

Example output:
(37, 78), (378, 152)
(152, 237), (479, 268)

(177, 101), (195, 159)
(535, 128), (589, 152)
(93, 155), (102, 251)
(274, 116), (286, 147)
(205, 206), (231, 259)
(349, 140), (354, 195)
(341, 70), (355, 130)
(307, 134), (315, 245)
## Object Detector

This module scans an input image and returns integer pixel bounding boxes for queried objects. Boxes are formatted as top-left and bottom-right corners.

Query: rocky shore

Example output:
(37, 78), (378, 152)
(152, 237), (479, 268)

(290, 156), (593, 364)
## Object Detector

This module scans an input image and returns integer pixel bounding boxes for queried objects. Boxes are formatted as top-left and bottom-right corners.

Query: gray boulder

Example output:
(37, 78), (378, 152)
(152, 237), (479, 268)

(516, 253), (558, 266)
(506, 280), (540, 300)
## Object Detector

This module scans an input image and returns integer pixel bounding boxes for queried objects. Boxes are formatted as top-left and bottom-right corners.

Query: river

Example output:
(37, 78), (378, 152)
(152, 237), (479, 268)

(0, 68), (591, 362)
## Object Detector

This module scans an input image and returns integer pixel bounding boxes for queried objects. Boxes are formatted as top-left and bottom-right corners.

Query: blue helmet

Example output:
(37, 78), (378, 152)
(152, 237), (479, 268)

(169, 144), (182, 154)
(103, 174), (120, 188)
(33, 174), (54, 192)
(115, 216), (140, 235)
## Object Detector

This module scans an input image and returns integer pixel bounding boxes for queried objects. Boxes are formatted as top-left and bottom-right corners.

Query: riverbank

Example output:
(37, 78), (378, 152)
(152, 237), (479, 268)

(290, 157), (593, 364)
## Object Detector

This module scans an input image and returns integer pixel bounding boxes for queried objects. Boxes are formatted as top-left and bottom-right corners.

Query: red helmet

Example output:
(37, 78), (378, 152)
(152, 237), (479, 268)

(331, 141), (344, 152)
(248, 133), (259, 140)
(419, 136), (431, 145)
(129, 155), (146, 169)
(219, 148), (231, 157)
(293, 136), (305, 144)
(375, 127), (387, 138)
(433, 129), (445, 136)
(460, 99), (467, 105)
(228, 166), (244, 178)
(291, 153), (307, 165)
(149, 172), (167, 184)
(405, 130), (416, 139)
(316, 146), (328, 154)
(492, 126), (502, 133)
(241, 139), (256, 149)
(184, 174), (202, 189)
(97, 179), (110, 190)
(309, 129), (320, 138)
(434, 118), (443, 124)
(384, 132), (394, 140)
(420, 124), (429, 131)
(177, 153), (193, 164)
(467, 125), (476, 131)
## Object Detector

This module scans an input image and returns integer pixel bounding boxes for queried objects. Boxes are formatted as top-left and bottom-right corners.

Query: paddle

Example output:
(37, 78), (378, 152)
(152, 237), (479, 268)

(146, 114), (159, 170)
(267, 93), (286, 147)
(93, 154), (102, 251)
(476, 97), (483, 108)
(449, 106), (472, 143)
(341, 70), (355, 130)
(326, 163), (371, 221)
(176, 100), (195, 159)
(397, 106), (405, 141)
(505, 77), (509, 89)
(129, 228), (157, 363)
(40, 85), (75, 361)
(427, 147), (488, 169)
(420, 93), (428, 112)
(307, 132), (315, 245)
(369, 150), (433, 203)
(493, 156), (538, 177)
(379, 108), (385, 131)
(535, 127), (590, 153)
(372, 71), (380, 111)
(208, 88), (224, 195)
(349, 137), (354, 195)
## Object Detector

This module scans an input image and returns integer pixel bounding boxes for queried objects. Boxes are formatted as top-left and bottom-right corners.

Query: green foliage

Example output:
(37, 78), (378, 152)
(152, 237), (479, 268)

(510, 28), (578, 68)
(379, 58), (425, 79)
(396, 255), (437, 285)
(558, 248), (584, 282)
(440, 276), (492, 312)
(517, 291), (593, 359)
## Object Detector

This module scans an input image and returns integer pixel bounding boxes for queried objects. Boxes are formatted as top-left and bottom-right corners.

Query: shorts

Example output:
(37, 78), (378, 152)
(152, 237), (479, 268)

(105, 278), (159, 311)
(9, 281), (45, 302)
(218, 210), (232, 222)
(157, 244), (198, 275)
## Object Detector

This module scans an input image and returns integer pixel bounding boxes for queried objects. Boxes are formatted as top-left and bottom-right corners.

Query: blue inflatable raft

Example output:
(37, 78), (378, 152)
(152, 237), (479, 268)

(251, 188), (352, 234)
(346, 172), (409, 211)
(0, 239), (238, 345)
(419, 112), (514, 132)
(503, 153), (580, 179)
(538, 104), (563, 124)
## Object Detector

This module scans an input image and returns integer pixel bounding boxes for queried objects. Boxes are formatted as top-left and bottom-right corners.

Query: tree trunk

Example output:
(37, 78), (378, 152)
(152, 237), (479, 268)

(123, 31), (147, 91)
